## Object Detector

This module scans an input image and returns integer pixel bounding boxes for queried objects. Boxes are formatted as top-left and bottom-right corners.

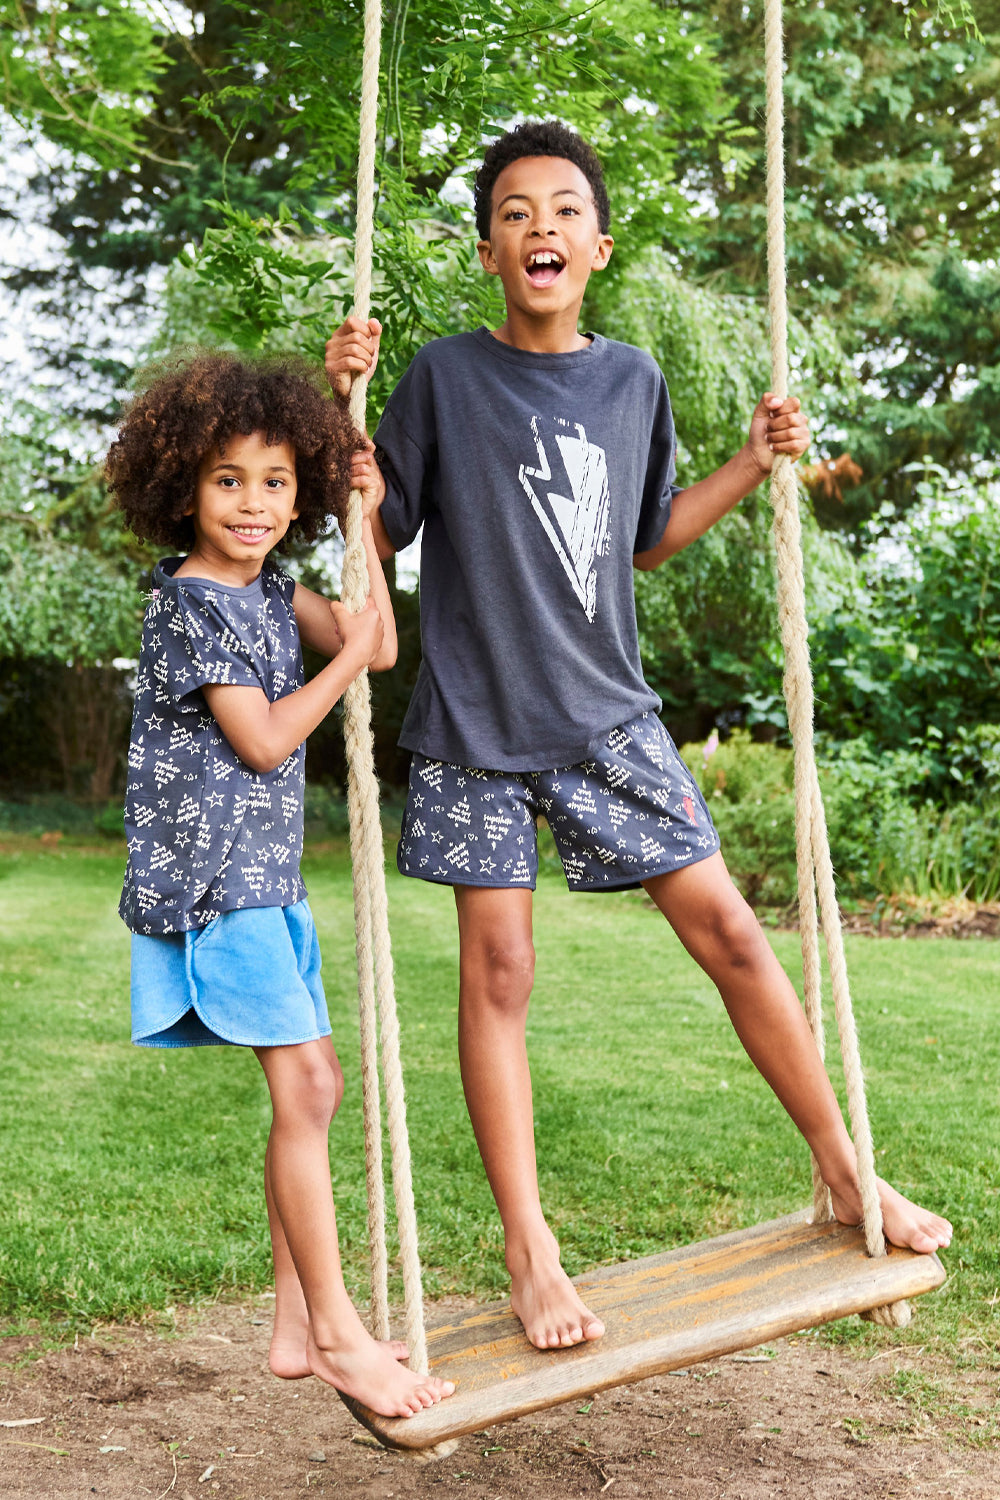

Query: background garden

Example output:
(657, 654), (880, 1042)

(0, 7), (998, 1469)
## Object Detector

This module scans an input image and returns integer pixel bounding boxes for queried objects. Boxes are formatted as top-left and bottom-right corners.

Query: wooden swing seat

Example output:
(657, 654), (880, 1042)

(341, 1211), (945, 1452)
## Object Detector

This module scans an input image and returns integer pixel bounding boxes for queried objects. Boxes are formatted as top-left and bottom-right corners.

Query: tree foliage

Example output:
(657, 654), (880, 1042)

(1, 2), (318, 408)
(0, 402), (150, 663)
(588, 249), (849, 739)
(674, 0), (1000, 525)
(809, 467), (1000, 798)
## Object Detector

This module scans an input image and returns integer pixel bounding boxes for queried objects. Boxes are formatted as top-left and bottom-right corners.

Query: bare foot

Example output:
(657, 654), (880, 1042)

(831, 1177), (953, 1255)
(270, 1311), (408, 1381)
(507, 1232), (605, 1350)
(306, 1329), (455, 1417)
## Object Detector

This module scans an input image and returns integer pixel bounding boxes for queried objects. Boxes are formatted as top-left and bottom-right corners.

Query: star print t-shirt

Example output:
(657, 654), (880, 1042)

(119, 559), (307, 935)
(376, 328), (683, 771)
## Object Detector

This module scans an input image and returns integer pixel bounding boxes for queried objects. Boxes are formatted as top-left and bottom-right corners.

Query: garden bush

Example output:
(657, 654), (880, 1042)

(680, 730), (1000, 909)
(679, 730), (797, 908)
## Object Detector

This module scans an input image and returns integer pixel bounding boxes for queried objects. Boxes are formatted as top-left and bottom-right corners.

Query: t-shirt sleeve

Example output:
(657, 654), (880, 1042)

(633, 370), (683, 555)
(154, 588), (263, 701)
(373, 353), (438, 551)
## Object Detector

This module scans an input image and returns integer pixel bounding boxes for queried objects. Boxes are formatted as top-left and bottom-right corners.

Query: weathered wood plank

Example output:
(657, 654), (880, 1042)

(340, 1212), (946, 1452)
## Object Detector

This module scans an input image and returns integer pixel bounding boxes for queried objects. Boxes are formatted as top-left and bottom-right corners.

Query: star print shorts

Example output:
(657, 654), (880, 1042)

(397, 712), (720, 891)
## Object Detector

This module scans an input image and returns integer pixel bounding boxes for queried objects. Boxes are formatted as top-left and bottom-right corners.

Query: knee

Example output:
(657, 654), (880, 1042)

(705, 893), (769, 973)
(290, 1053), (343, 1130)
(462, 935), (536, 1017)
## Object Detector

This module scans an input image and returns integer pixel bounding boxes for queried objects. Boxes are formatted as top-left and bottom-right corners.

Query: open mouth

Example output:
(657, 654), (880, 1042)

(525, 250), (566, 287)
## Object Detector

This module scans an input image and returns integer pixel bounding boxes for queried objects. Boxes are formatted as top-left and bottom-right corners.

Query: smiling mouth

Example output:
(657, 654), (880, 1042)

(227, 525), (271, 543)
(525, 250), (565, 286)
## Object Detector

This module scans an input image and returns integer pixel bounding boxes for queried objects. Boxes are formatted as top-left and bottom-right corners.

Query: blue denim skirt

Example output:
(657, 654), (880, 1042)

(130, 899), (331, 1048)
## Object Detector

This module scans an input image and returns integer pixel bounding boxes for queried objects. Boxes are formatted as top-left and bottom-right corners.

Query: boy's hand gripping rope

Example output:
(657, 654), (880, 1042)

(763, 0), (908, 1327)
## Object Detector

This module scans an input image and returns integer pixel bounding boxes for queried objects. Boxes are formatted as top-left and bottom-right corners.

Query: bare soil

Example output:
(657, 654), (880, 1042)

(833, 900), (1000, 940)
(2, 1301), (997, 1500)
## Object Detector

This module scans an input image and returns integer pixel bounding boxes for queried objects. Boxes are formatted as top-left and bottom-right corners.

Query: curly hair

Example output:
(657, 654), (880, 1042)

(106, 351), (364, 551)
(474, 120), (611, 241)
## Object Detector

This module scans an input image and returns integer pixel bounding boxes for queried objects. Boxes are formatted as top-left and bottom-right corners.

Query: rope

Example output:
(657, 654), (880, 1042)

(340, 0), (429, 1373)
(762, 0), (908, 1325)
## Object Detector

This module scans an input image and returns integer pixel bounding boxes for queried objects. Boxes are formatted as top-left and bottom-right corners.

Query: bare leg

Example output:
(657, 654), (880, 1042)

(454, 885), (605, 1349)
(254, 1039), (454, 1415)
(643, 853), (952, 1254)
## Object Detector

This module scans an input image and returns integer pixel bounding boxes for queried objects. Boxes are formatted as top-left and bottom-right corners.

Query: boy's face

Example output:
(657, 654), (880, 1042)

(186, 430), (299, 583)
(477, 156), (613, 320)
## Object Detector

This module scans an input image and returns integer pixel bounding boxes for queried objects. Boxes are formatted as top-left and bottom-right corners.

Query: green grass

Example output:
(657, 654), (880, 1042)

(1, 836), (997, 1375)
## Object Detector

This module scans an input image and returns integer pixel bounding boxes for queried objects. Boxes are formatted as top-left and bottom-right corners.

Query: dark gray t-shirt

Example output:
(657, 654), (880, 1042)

(375, 328), (681, 771)
(120, 559), (307, 934)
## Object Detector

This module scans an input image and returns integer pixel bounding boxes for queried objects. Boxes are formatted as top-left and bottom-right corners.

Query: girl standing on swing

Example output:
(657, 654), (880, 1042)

(109, 351), (454, 1417)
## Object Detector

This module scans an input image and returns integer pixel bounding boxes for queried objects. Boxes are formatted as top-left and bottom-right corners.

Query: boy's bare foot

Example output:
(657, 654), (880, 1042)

(507, 1234), (605, 1350)
(830, 1177), (952, 1255)
(306, 1329), (455, 1417)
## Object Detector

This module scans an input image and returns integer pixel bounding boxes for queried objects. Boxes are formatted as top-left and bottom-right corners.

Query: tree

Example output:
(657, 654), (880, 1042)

(1, 2), (320, 412)
(0, 402), (153, 798)
(177, 0), (733, 392)
(671, 0), (1000, 527)
(587, 249), (849, 739)
(809, 467), (1000, 788)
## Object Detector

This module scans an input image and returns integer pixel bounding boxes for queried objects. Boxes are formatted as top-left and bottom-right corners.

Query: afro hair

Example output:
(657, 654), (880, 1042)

(106, 351), (365, 552)
(474, 119), (611, 241)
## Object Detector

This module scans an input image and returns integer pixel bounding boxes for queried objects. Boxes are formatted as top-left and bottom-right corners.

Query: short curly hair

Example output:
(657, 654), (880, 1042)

(474, 120), (611, 241)
(106, 351), (364, 551)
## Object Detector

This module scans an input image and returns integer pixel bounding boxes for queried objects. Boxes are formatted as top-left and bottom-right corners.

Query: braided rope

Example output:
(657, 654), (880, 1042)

(340, 0), (429, 1372)
(763, 0), (908, 1324)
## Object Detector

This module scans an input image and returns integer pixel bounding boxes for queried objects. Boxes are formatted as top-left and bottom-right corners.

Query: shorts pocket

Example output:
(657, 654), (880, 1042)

(191, 914), (222, 949)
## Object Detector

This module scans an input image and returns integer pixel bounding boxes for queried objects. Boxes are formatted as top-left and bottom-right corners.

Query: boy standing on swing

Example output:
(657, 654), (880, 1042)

(326, 120), (952, 1351)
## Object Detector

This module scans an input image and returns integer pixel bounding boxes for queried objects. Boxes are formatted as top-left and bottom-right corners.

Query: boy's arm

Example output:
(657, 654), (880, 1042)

(327, 321), (398, 561)
(293, 517), (398, 670)
(634, 394), (809, 570)
(349, 443), (395, 561)
(326, 315), (381, 399)
(202, 599), (384, 775)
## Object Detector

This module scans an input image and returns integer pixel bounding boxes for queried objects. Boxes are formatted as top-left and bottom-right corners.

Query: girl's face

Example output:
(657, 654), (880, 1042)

(185, 431), (299, 585)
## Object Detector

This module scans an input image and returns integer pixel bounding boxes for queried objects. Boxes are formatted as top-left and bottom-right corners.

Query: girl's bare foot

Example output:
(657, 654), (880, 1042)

(270, 1309), (408, 1381)
(830, 1177), (953, 1255)
(306, 1330), (455, 1417)
(507, 1232), (605, 1350)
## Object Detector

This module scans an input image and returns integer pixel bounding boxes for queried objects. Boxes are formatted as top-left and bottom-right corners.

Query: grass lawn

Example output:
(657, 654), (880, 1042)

(1, 836), (996, 1371)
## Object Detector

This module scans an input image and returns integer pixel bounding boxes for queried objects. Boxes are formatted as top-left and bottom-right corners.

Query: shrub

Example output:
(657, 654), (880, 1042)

(679, 730), (797, 908)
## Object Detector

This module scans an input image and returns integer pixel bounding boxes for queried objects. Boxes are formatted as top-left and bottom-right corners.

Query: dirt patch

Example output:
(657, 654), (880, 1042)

(837, 899), (1000, 940)
(1, 1303), (997, 1499)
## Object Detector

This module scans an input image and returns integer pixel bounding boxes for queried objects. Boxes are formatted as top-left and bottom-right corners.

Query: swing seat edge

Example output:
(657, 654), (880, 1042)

(342, 1211), (946, 1452)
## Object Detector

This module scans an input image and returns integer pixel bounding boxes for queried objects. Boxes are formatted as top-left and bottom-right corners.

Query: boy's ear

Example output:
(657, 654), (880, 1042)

(591, 234), (614, 273)
(477, 239), (500, 276)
